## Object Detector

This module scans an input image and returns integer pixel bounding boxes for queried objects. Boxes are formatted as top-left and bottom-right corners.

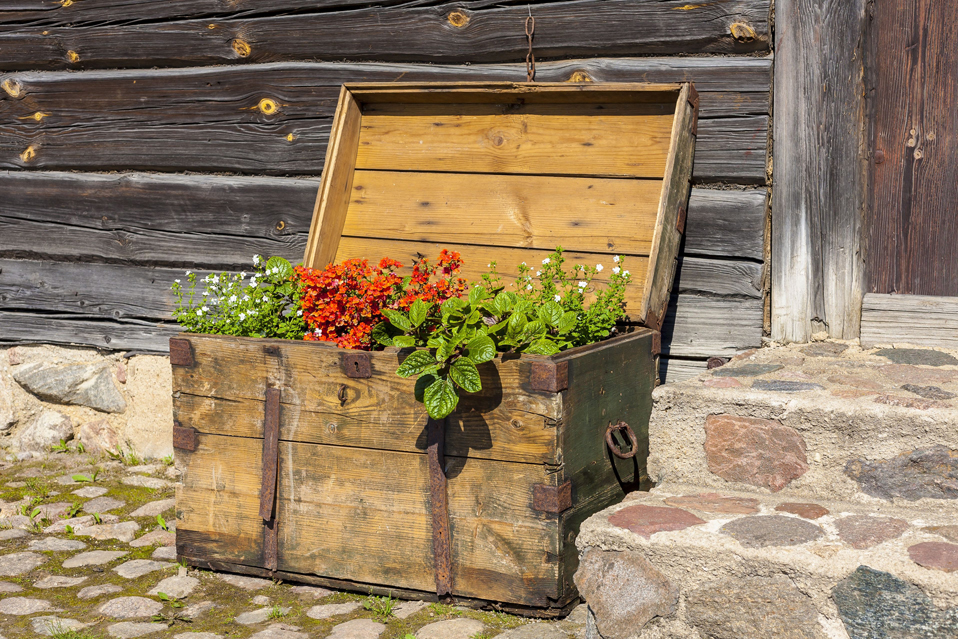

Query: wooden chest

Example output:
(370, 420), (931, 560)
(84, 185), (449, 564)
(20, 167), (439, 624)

(173, 82), (697, 613)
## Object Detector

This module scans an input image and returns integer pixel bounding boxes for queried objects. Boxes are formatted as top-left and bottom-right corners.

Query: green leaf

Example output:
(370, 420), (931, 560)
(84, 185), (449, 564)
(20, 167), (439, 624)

(449, 357), (482, 393)
(493, 291), (516, 314)
(507, 312), (528, 336)
(382, 309), (412, 332)
(396, 350), (436, 377)
(468, 286), (488, 305)
(465, 334), (496, 364)
(524, 338), (562, 356)
(414, 373), (439, 403)
(409, 299), (430, 328)
(539, 302), (564, 327)
(265, 256), (293, 279)
(392, 335), (416, 348)
(423, 377), (459, 420)
(371, 322), (394, 347)
(72, 474), (92, 483)
(520, 319), (547, 342)
(557, 311), (577, 333)
(441, 297), (467, 317)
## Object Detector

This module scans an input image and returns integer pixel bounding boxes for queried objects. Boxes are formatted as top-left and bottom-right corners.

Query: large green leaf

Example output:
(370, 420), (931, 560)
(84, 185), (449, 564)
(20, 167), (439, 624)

(441, 297), (467, 318)
(396, 350), (436, 377)
(557, 311), (577, 333)
(520, 319), (547, 342)
(465, 334), (496, 364)
(436, 334), (461, 362)
(539, 301), (564, 327)
(424, 377), (459, 419)
(392, 335), (417, 348)
(409, 299), (431, 328)
(449, 357), (482, 393)
(382, 309), (412, 332)
(468, 286), (488, 304)
(371, 322), (394, 347)
(493, 291), (516, 314)
(265, 256), (293, 279)
(524, 338), (562, 356)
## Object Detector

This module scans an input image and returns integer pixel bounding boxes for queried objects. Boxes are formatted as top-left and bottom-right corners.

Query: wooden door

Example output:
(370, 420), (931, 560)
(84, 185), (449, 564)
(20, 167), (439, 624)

(866, 0), (958, 296)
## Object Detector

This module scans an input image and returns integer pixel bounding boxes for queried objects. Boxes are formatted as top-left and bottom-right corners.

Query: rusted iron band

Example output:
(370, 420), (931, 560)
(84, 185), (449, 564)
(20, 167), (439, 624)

(651, 331), (662, 356)
(259, 388), (281, 520)
(688, 84), (700, 136)
(263, 517), (278, 572)
(530, 360), (569, 393)
(676, 204), (688, 234)
(427, 417), (453, 597)
(168, 338), (194, 367)
(605, 421), (639, 460)
(172, 421), (197, 452)
(532, 480), (573, 513)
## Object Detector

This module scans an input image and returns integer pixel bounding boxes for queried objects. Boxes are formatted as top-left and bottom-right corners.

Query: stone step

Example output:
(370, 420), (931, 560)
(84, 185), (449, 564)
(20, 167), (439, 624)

(574, 484), (958, 639)
(648, 343), (958, 508)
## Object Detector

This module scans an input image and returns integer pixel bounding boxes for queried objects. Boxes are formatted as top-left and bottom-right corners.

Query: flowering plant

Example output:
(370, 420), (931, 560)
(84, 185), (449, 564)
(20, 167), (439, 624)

(171, 255), (306, 339)
(295, 250), (466, 350)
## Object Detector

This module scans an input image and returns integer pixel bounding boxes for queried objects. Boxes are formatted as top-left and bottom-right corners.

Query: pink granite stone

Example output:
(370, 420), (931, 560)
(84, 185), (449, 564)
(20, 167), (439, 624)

(909, 542), (958, 572)
(880, 365), (958, 385)
(774, 503), (830, 520)
(704, 415), (809, 492)
(835, 515), (909, 549)
(873, 395), (945, 410)
(608, 505), (705, 539)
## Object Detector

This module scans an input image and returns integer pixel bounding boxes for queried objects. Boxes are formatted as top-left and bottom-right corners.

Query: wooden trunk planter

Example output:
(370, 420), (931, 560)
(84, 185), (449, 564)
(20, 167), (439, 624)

(173, 82), (697, 613)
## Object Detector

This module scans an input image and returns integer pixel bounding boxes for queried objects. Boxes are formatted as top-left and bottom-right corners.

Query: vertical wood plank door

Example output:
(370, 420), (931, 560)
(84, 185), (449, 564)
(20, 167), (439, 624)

(867, 0), (958, 295)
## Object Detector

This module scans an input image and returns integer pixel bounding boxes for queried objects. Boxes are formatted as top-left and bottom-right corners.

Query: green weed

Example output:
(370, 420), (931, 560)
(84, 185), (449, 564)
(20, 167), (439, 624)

(363, 594), (396, 622)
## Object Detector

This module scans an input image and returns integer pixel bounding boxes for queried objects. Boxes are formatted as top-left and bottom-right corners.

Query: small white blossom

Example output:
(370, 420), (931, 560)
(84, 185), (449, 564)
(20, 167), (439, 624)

(174, 279), (181, 284)
(229, 295), (238, 304)
(536, 271), (542, 276)
(595, 264), (604, 272)
(240, 272), (247, 278)
(253, 255), (262, 265)
(262, 296), (269, 302)
(296, 309), (303, 316)
(526, 284), (533, 291)
(239, 312), (246, 321)
(201, 305), (209, 312)
(623, 270), (630, 276)
(202, 291), (209, 297)
(554, 294), (561, 302)
(185, 270), (193, 276)
(612, 266), (621, 275)
(211, 298), (218, 304)
(613, 255), (620, 263)
(242, 295), (249, 301)
(313, 328), (322, 335)
(542, 258), (550, 265)
(578, 281), (588, 288)
(196, 309), (203, 316)
(521, 262), (527, 266)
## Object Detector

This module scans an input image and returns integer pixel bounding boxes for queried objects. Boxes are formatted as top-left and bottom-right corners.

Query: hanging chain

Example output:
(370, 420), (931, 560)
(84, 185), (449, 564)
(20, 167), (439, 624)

(525, 7), (536, 82)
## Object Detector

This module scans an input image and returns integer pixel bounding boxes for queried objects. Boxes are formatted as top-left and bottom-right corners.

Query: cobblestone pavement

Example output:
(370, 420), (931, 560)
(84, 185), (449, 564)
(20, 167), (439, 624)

(0, 452), (586, 639)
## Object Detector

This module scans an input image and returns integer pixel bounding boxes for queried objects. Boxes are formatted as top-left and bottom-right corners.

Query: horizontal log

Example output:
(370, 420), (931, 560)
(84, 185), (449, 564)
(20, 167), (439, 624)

(0, 0), (770, 71)
(659, 358), (708, 384)
(662, 294), (764, 357)
(860, 293), (958, 349)
(0, 311), (179, 352)
(0, 59), (770, 125)
(0, 172), (767, 267)
(0, 117), (766, 183)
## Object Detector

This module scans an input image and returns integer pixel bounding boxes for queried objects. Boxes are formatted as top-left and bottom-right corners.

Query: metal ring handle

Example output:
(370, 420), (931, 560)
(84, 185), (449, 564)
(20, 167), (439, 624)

(605, 421), (638, 459)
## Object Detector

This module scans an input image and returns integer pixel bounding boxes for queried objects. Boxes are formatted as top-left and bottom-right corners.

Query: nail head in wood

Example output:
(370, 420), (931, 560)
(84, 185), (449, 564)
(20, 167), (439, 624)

(533, 480), (573, 513)
(530, 360), (568, 393)
(168, 338), (194, 367)
(342, 352), (371, 378)
(172, 422), (198, 451)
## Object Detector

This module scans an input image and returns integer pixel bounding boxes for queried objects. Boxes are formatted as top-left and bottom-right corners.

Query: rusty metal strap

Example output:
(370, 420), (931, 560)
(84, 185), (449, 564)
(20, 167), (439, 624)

(427, 417), (453, 597)
(260, 388), (281, 572)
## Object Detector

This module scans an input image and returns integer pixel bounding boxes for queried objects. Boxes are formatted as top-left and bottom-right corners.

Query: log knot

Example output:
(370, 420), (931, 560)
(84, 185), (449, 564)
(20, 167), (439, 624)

(566, 71), (594, 83)
(19, 145), (37, 163)
(447, 10), (470, 28)
(232, 39), (252, 57)
(730, 22), (757, 42)
(66, 50), (80, 63)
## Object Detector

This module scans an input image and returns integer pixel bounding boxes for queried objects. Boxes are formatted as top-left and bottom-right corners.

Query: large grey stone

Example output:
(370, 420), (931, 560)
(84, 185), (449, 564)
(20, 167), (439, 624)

(236, 607), (281, 625)
(78, 583), (124, 600)
(686, 577), (823, 639)
(148, 575), (199, 599)
(45, 513), (120, 534)
(711, 364), (784, 378)
(0, 596), (55, 615)
(751, 380), (824, 392)
(29, 537), (87, 552)
(289, 585), (333, 599)
(720, 515), (824, 548)
(0, 528), (27, 541)
(16, 410), (73, 452)
(573, 548), (677, 638)
(497, 623), (571, 639)
(14, 361), (127, 413)
(31, 616), (91, 637)
(327, 619), (386, 639)
(845, 445), (958, 501)
(0, 581), (23, 593)
(182, 600), (215, 620)
(113, 559), (170, 579)
(833, 566), (958, 638)
(306, 602), (361, 619)
(62, 550), (128, 568)
(392, 600), (427, 619)
(152, 546), (177, 560)
(0, 551), (46, 576)
(107, 622), (168, 638)
(874, 348), (958, 366)
(130, 529), (175, 547)
(83, 496), (126, 513)
(74, 520), (140, 542)
(130, 498), (176, 518)
(73, 485), (108, 498)
(35, 575), (87, 589)
(98, 596), (164, 619)
(415, 618), (486, 639)
(248, 624), (308, 639)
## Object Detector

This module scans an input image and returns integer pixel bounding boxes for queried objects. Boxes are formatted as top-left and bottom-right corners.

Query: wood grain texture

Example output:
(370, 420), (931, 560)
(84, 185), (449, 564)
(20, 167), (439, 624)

(0, 0), (770, 71)
(343, 170), (662, 255)
(0, 311), (178, 351)
(860, 294), (958, 349)
(662, 294), (763, 357)
(658, 357), (708, 383)
(684, 188), (766, 260)
(866, 1), (958, 296)
(772, 0), (866, 341)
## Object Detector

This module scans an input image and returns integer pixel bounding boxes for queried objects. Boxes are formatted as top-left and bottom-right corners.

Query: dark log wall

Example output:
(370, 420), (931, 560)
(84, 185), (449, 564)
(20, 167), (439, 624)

(0, 0), (772, 382)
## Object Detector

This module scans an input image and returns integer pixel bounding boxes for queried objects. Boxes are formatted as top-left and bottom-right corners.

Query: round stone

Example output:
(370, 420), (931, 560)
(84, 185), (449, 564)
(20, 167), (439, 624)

(415, 618), (486, 639)
(107, 622), (169, 638)
(306, 602), (361, 619)
(129, 529), (176, 547)
(63, 550), (128, 568)
(0, 581), (23, 593)
(31, 616), (90, 637)
(148, 575), (199, 599)
(909, 542), (958, 572)
(78, 584), (124, 600)
(129, 499), (176, 518)
(327, 619), (386, 638)
(607, 504), (705, 538)
(247, 624), (308, 639)
(0, 551), (46, 576)
(72, 486), (109, 498)
(0, 528), (28, 541)
(0, 596), (55, 615)
(113, 559), (170, 579)
(720, 515), (824, 548)
(151, 546), (177, 560)
(35, 575), (88, 589)
(923, 525), (958, 543)
(216, 573), (272, 590)
(98, 596), (164, 619)
(496, 623), (570, 638)
(83, 496), (126, 513)
(835, 515), (909, 549)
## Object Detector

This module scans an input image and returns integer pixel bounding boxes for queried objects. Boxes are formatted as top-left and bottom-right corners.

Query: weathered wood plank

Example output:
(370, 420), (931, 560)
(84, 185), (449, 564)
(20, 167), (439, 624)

(673, 257), (762, 299)
(662, 294), (763, 357)
(0, 58), (771, 120)
(0, 172), (767, 265)
(0, 311), (178, 351)
(0, 0), (770, 71)
(0, 117), (765, 183)
(772, 0), (866, 341)
(659, 357), (709, 383)
(860, 294), (958, 349)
